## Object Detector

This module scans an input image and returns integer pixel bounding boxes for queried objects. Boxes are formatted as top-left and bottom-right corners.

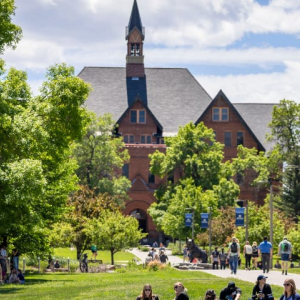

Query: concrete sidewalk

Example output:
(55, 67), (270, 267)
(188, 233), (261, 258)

(130, 248), (300, 288)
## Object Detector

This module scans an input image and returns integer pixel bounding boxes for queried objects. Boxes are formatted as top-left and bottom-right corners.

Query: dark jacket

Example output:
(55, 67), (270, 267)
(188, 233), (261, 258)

(220, 287), (242, 300)
(175, 293), (189, 300)
(280, 293), (300, 300)
(136, 296), (159, 300)
(252, 284), (274, 300)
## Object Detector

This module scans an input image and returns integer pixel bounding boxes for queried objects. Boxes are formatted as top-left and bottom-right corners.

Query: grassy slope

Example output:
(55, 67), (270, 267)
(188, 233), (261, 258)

(0, 268), (284, 300)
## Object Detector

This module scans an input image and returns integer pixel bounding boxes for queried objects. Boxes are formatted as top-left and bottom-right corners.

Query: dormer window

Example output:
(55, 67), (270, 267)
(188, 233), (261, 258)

(212, 107), (229, 121)
(130, 109), (146, 123)
(130, 44), (140, 56)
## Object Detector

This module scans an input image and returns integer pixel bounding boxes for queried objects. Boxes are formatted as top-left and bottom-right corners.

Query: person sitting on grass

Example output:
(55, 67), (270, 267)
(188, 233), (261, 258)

(17, 269), (25, 284)
(220, 282), (242, 300)
(136, 284), (159, 300)
(274, 260), (282, 269)
(252, 275), (274, 300)
(7, 268), (19, 284)
(205, 289), (217, 300)
(54, 260), (60, 268)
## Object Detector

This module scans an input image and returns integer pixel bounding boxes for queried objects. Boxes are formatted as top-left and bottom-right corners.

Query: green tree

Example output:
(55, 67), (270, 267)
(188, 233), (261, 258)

(148, 122), (240, 239)
(65, 185), (122, 259)
(268, 100), (300, 219)
(85, 210), (146, 265)
(0, 63), (91, 254)
(73, 113), (130, 202)
(235, 200), (293, 247)
(0, 0), (22, 54)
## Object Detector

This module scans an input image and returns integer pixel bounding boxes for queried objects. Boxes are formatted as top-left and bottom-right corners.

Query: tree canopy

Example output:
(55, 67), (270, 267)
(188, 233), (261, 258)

(268, 100), (300, 219)
(148, 122), (240, 239)
(0, 63), (91, 254)
(0, 0), (22, 54)
(85, 210), (146, 265)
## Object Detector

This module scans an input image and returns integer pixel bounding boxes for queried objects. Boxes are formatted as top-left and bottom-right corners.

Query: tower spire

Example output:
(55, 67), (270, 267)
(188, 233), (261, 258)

(127, 0), (144, 39)
(126, 0), (145, 78)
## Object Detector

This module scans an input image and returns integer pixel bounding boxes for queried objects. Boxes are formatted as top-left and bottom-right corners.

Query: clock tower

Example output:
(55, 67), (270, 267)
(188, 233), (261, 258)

(126, 0), (145, 78)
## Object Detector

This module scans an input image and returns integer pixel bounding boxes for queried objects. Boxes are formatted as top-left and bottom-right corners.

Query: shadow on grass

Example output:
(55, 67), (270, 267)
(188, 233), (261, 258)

(0, 275), (76, 295)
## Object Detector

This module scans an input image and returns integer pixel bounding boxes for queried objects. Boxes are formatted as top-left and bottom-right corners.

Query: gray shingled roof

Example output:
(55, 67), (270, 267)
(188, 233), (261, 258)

(78, 67), (212, 133)
(233, 103), (277, 152)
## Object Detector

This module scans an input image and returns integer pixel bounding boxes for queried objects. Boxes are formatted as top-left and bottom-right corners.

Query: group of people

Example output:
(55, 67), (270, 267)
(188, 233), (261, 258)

(0, 244), (22, 283)
(145, 244), (169, 265)
(1, 267), (25, 284)
(135, 277), (300, 300)
(209, 236), (293, 276)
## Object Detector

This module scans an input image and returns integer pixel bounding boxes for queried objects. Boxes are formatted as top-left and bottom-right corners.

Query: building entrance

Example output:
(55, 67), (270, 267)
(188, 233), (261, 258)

(130, 209), (147, 233)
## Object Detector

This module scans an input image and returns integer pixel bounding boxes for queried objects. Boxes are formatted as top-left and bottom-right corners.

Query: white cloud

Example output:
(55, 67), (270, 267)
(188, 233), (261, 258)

(196, 60), (300, 103)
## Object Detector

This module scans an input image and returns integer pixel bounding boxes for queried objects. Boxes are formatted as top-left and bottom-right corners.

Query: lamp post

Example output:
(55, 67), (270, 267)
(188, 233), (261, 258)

(209, 207), (212, 256)
(268, 178), (273, 269)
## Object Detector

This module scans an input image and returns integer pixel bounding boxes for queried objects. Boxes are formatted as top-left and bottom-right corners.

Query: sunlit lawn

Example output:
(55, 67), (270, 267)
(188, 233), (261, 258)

(53, 247), (136, 264)
(0, 268), (284, 300)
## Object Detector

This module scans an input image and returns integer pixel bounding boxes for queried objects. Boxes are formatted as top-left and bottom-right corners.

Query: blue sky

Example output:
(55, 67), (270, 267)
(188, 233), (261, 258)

(2, 0), (300, 103)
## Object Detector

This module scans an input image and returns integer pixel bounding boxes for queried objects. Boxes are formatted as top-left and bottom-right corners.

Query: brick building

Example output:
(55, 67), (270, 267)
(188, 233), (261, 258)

(78, 0), (275, 239)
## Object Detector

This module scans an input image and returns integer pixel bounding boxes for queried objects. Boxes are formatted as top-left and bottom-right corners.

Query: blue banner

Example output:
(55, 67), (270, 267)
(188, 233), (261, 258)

(201, 213), (209, 229)
(185, 213), (193, 227)
(235, 207), (245, 226)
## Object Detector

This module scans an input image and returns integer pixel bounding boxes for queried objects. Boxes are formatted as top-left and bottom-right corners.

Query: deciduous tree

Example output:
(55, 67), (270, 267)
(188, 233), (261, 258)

(85, 210), (146, 264)
(148, 122), (240, 239)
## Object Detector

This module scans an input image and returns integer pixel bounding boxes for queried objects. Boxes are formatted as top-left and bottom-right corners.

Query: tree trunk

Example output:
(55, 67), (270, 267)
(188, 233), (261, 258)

(110, 249), (114, 265)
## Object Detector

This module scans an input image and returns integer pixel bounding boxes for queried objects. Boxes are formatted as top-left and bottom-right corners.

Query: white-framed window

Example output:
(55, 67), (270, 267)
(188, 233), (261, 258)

(124, 135), (135, 143)
(130, 109), (146, 123)
(212, 107), (229, 121)
(141, 135), (152, 144)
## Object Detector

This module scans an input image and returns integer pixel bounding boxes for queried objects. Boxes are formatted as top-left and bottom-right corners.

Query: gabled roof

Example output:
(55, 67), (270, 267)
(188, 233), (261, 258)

(127, 0), (144, 39)
(78, 67), (212, 133)
(196, 90), (266, 152)
(117, 95), (163, 131)
(233, 102), (277, 152)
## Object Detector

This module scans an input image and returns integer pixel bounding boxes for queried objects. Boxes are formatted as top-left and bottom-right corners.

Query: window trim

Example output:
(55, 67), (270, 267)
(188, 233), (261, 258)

(123, 134), (135, 144)
(130, 109), (146, 124)
(141, 134), (152, 144)
(212, 107), (229, 122)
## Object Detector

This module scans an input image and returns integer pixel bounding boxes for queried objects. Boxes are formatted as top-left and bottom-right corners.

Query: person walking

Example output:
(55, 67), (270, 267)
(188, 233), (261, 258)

(278, 237), (292, 275)
(228, 237), (240, 275)
(243, 241), (253, 270)
(211, 247), (220, 270)
(252, 242), (259, 270)
(219, 248), (227, 270)
(252, 275), (274, 300)
(280, 279), (300, 300)
(258, 237), (272, 274)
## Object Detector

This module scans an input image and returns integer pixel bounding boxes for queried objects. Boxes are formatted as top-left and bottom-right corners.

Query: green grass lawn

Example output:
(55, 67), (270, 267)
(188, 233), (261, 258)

(53, 247), (136, 264)
(0, 268), (284, 300)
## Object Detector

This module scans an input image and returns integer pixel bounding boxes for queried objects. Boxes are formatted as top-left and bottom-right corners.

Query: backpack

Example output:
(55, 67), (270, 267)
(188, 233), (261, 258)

(245, 245), (253, 254)
(281, 241), (289, 252)
(230, 243), (238, 253)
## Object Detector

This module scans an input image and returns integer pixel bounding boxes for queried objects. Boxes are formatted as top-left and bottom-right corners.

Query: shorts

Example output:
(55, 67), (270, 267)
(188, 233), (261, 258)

(92, 250), (97, 253)
(281, 253), (290, 261)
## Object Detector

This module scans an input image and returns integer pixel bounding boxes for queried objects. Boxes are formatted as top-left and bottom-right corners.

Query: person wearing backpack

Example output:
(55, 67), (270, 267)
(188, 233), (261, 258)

(243, 241), (253, 270)
(278, 237), (292, 275)
(228, 237), (240, 275)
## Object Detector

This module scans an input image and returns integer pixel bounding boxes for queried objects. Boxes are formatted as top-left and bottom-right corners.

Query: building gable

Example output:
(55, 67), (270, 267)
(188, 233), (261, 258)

(196, 90), (265, 152)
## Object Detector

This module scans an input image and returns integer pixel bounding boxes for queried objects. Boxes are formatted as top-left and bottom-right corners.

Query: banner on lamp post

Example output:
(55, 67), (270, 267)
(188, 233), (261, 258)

(201, 213), (209, 229)
(235, 207), (245, 226)
(185, 213), (193, 227)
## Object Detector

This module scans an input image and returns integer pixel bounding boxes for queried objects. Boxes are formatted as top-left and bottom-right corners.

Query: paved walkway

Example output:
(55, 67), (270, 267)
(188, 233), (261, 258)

(129, 248), (300, 288)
